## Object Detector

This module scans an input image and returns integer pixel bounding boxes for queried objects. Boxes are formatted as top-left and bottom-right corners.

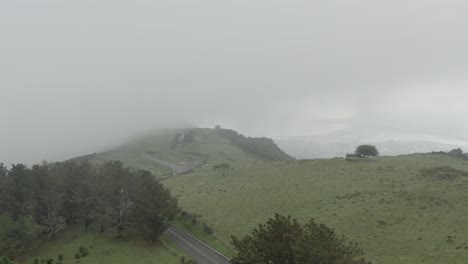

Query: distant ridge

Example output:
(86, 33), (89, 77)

(215, 127), (294, 161)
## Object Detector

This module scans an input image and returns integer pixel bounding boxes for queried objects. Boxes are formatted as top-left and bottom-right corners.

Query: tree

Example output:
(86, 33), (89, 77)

(0, 164), (8, 215)
(0, 214), (39, 259)
(58, 162), (98, 231)
(355, 145), (379, 157)
(213, 163), (231, 176)
(448, 148), (463, 157)
(133, 170), (179, 243)
(40, 197), (66, 238)
(98, 161), (135, 237)
(231, 214), (368, 264)
(0, 257), (16, 264)
(6, 164), (32, 220)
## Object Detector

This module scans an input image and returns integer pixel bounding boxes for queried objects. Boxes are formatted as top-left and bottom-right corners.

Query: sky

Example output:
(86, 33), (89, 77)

(1, 0), (467, 165)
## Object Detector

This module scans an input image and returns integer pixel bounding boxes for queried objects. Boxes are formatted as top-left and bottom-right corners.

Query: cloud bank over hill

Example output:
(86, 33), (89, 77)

(1, 0), (467, 164)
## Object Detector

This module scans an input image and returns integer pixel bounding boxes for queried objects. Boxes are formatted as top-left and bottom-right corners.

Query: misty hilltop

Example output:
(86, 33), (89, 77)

(69, 127), (292, 177)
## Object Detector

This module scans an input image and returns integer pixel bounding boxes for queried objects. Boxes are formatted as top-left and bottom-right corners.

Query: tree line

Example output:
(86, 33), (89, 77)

(0, 160), (179, 260)
(215, 128), (294, 161)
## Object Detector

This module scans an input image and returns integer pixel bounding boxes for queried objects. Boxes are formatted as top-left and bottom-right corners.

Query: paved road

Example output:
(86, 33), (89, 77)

(164, 225), (231, 264)
(141, 153), (187, 175)
(141, 153), (205, 176)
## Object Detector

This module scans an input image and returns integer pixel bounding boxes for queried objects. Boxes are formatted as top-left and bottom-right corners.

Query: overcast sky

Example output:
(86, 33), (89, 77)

(1, 0), (467, 165)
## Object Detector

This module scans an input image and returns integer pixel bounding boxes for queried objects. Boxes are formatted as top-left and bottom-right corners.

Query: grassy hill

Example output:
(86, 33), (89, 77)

(23, 127), (287, 264)
(164, 153), (468, 264)
(24, 226), (183, 264)
(81, 128), (285, 176)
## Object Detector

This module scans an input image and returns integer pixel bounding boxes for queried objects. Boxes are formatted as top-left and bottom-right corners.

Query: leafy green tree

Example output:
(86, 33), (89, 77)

(0, 164), (8, 215)
(0, 214), (39, 259)
(98, 161), (135, 237)
(448, 148), (463, 157)
(57, 162), (98, 231)
(6, 164), (32, 220)
(133, 170), (179, 242)
(231, 214), (369, 264)
(0, 257), (16, 264)
(355, 145), (379, 157)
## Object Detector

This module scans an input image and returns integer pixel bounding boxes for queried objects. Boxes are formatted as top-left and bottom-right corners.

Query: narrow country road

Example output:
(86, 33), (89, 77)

(140, 153), (187, 175)
(163, 225), (231, 264)
(140, 152), (205, 176)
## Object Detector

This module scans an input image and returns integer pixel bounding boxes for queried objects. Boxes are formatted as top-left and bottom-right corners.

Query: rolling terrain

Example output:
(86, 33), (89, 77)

(49, 128), (468, 264)
(25, 226), (183, 264)
(164, 153), (468, 264)
(79, 128), (269, 177)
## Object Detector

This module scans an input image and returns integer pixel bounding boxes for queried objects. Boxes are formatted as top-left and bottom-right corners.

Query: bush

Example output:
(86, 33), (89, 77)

(0, 257), (15, 264)
(179, 257), (197, 264)
(231, 214), (369, 264)
(202, 223), (214, 235)
(46, 259), (53, 264)
(74, 253), (81, 260)
(78, 246), (88, 257)
(448, 148), (463, 157)
(57, 254), (63, 262)
(355, 145), (379, 157)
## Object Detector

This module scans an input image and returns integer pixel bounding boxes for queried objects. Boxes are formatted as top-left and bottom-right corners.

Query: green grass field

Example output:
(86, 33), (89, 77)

(164, 154), (468, 264)
(24, 226), (183, 264)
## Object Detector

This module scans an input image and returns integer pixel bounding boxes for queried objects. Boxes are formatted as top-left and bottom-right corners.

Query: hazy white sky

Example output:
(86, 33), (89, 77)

(1, 0), (467, 165)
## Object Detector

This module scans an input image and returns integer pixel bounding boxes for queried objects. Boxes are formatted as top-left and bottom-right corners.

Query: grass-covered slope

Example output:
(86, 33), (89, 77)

(84, 128), (277, 176)
(164, 154), (468, 264)
(24, 226), (183, 264)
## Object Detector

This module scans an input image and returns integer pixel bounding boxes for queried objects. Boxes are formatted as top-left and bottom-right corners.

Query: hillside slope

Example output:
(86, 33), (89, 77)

(77, 128), (290, 176)
(164, 154), (468, 264)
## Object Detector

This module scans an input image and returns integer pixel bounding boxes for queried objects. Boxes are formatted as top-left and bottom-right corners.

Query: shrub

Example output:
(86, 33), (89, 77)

(355, 145), (379, 157)
(57, 254), (63, 262)
(78, 246), (88, 257)
(74, 253), (81, 260)
(179, 257), (197, 264)
(0, 257), (15, 264)
(202, 223), (214, 235)
(231, 214), (369, 264)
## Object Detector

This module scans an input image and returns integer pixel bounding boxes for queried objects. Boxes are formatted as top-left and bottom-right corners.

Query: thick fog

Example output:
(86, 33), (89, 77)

(1, 0), (467, 165)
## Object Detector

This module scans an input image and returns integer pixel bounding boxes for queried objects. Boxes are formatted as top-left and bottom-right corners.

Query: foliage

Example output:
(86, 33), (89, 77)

(25, 226), (182, 264)
(0, 257), (15, 264)
(447, 148), (463, 157)
(213, 163), (231, 176)
(355, 145), (379, 157)
(216, 128), (293, 161)
(202, 223), (214, 235)
(78, 246), (88, 257)
(179, 257), (197, 264)
(0, 160), (178, 261)
(0, 214), (40, 259)
(165, 153), (468, 264)
(133, 170), (179, 243)
(231, 214), (368, 264)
